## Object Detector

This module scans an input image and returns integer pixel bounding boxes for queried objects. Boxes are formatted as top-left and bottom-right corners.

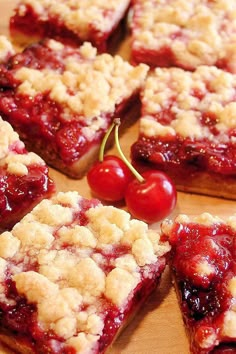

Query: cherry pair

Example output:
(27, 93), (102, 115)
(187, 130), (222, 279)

(87, 119), (177, 224)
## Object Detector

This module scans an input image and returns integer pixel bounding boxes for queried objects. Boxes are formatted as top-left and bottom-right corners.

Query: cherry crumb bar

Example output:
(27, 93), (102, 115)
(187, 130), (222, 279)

(0, 117), (55, 232)
(130, 0), (236, 72)
(161, 213), (236, 354)
(10, 0), (131, 52)
(0, 39), (148, 178)
(0, 191), (170, 353)
(131, 66), (236, 199)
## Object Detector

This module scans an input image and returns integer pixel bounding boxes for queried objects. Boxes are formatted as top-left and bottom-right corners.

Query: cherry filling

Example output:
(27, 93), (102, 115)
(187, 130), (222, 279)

(131, 46), (194, 71)
(0, 164), (54, 232)
(131, 130), (236, 177)
(165, 222), (236, 354)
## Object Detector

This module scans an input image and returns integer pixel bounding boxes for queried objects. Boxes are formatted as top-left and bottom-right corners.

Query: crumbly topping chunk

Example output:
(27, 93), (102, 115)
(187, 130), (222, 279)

(105, 268), (140, 307)
(14, 41), (148, 128)
(0, 35), (14, 63)
(228, 277), (236, 298)
(18, 0), (130, 38)
(131, 0), (236, 70)
(140, 66), (236, 142)
(175, 213), (224, 226)
(0, 117), (44, 175)
(0, 191), (169, 348)
(222, 310), (236, 338)
(0, 118), (20, 159)
(164, 212), (236, 229)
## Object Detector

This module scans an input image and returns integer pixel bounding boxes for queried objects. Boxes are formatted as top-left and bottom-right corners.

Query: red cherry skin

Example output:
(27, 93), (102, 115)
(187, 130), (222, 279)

(125, 170), (177, 223)
(87, 155), (134, 202)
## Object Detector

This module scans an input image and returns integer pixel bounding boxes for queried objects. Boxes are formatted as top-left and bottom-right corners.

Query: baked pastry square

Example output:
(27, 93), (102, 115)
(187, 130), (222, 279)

(0, 39), (148, 178)
(0, 117), (54, 232)
(130, 0), (236, 72)
(131, 66), (236, 199)
(0, 191), (170, 353)
(161, 213), (236, 354)
(10, 0), (131, 52)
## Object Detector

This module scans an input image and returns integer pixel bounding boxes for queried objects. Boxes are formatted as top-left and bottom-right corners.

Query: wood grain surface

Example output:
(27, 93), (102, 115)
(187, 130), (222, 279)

(0, 1), (235, 353)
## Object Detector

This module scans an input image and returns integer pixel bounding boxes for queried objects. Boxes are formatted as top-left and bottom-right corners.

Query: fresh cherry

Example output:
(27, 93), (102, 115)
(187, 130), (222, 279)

(87, 120), (133, 202)
(87, 155), (133, 202)
(87, 118), (177, 223)
(125, 170), (177, 223)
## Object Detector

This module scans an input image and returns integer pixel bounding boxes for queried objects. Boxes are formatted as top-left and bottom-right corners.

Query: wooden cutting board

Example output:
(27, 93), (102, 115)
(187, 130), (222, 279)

(0, 2), (235, 353)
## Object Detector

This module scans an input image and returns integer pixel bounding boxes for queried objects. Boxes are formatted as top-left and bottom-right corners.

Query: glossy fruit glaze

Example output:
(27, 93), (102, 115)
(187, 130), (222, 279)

(131, 46), (194, 71)
(164, 221), (236, 354)
(0, 164), (54, 232)
(0, 144), (54, 232)
(0, 41), (137, 175)
(0, 198), (167, 353)
(10, 4), (122, 52)
(131, 110), (236, 177)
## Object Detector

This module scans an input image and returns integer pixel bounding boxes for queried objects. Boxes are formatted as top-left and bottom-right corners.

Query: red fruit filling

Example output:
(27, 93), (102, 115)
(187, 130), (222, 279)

(131, 132), (236, 176)
(0, 164), (54, 232)
(131, 46), (193, 71)
(162, 218), (236, 354)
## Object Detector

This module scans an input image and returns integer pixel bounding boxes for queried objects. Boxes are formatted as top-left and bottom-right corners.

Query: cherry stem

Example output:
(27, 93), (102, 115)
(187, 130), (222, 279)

(99, 121), (116, 162)
(114, 119), (145, 183)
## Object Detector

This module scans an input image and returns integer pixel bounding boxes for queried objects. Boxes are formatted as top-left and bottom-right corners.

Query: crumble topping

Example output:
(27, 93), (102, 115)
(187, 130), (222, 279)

(29, 199), (74, 226)
(196, 329), (218, 350)
(227, 215), (236, 231)
(131, 0), (236, 70)
(0, 119), (20, 159)
(14, 41), (148, 138)
(0, 232), (20, 259)
(0, 35), (14, 63)
(17, 0), (130, 38)
(104, 268), (140, 307)
(58, 225), (97, 248)
(196, 260), (215, 277)
(66, 333), (99, 353)
(228, 277), (236, 298)
(0, 117), (44, 176)
(167, 213), (236, 232)
(175, 213), (224, 226)
(222, 310), (236, 338)
(0, 191), (170, 348)
(141, 66), (236, 141)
